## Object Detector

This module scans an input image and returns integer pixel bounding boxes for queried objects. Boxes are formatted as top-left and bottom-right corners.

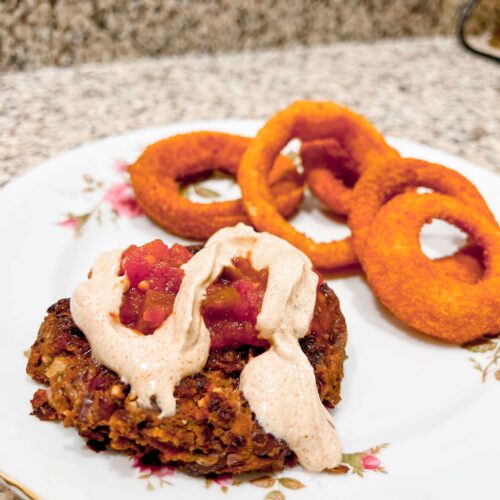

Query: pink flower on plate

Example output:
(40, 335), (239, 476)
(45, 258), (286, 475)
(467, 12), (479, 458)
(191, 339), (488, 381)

(341, 443), (388, 476)
(132, 455), (174, 478)
(213, 474), (233, 486)
(103, 183), (143, 218)
(57, 212), (92, 236)
(361, 454), (381, 470)
(114, 159), (130, 173)
(58, 217), (78, 231)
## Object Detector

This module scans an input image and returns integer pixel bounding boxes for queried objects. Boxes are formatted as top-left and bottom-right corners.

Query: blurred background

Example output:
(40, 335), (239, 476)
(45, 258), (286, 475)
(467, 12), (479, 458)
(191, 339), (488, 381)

(1, 0), (498, 70)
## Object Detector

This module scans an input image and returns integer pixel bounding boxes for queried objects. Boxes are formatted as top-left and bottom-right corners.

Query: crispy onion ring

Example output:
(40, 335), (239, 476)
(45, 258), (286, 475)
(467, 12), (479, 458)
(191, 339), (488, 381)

(301, 137), (398, 216)
(362, 193), (500, 344)
(129, 131), (304, 240)
(238, 101), (396, 269)
(349, 157), (496, 282)
(433, 244), (485, 284)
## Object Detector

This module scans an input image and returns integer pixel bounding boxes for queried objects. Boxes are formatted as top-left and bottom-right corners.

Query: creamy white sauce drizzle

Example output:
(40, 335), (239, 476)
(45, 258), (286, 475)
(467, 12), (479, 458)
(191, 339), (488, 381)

(70, 223), (341, 471)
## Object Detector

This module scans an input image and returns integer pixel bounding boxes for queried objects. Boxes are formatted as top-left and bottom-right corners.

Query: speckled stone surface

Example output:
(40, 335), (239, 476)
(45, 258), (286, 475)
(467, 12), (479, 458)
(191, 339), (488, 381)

(0, 0), (469, 71)
(0, 37), (498, 187)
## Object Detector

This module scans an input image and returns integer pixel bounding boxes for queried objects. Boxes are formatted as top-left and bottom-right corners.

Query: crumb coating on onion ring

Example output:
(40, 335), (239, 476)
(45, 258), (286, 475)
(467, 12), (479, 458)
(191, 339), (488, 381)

(238, 100), (395, 270)
(129, 131), (304, 240)
(349, 157), (496, 283)
(362, 192), (500, 344)
(301, 137), (398, 216)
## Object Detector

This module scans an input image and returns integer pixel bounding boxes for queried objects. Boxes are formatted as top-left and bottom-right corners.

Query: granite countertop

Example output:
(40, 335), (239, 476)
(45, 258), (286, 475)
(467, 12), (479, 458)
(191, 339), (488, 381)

(0, 36), (498, 188)
(0, 0), (468, 70)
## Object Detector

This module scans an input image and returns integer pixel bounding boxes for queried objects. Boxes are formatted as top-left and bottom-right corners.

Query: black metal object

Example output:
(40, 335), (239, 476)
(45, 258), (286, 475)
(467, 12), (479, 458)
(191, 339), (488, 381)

(458, 0), (500, 63)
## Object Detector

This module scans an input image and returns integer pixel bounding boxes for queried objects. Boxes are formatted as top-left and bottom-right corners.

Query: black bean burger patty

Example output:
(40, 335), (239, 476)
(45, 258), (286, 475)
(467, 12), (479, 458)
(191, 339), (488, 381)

(26, 282), (346, 476)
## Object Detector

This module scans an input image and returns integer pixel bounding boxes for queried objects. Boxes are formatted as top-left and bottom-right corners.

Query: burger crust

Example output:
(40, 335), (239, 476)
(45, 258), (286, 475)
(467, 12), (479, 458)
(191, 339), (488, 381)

(27, 283), (347, 476)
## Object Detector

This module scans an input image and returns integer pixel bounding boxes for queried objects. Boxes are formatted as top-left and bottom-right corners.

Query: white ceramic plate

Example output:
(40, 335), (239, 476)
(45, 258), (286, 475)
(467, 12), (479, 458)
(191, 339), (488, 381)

(0, 120), (498, 500)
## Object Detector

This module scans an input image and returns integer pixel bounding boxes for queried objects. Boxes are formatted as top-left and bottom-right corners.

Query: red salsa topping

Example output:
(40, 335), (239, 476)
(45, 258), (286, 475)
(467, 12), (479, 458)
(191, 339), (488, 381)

(201, 256), (269, 350)
(119, 240), (192, 334)
(119, 241), (269, 350)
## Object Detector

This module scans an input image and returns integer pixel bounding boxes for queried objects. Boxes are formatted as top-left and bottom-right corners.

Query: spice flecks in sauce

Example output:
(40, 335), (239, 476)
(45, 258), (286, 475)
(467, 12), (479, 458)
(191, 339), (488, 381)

(70, 223), (342, 471)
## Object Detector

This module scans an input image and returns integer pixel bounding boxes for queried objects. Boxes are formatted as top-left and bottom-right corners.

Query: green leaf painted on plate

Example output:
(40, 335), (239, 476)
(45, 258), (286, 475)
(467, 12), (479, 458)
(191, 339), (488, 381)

(250, 476), (276, 488)
(265, 491), (285, 500)
(278, 477), (305, 489)
(194, 186), (220, 198)
(463, 339), (496, 353)
(341, 442), (390, 477)
(368, 443), (390, 455)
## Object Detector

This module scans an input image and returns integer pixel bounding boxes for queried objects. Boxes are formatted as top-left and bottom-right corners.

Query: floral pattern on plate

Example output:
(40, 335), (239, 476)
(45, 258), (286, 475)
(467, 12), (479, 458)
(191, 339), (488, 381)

(57, 160), (143, 235)
(133, 443), (389, 497)
(463, 335), (500, 382)
(40, 137), (498, 500)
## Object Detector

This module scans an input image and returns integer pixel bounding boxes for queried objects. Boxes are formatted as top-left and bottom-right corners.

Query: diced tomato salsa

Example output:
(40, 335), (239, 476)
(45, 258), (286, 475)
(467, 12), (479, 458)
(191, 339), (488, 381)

(119, 241), (269, 350)
(201, 256), (269, 349)
(119, 240), (192, 334)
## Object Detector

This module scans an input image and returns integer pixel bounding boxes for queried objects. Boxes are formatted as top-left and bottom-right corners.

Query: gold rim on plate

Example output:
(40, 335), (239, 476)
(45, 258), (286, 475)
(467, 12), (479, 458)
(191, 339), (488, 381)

(0, 470), (41, 500)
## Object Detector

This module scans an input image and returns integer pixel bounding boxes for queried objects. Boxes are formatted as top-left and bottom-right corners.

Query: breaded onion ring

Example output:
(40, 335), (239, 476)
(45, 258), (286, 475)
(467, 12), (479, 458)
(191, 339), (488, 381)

(362, 193), (500, 344)
(301, 137), (398, 216)
(129, 131), (304, 240)
(349, 157), (496, 282)
(433, 244), (485, 284)
(238, 100), (395, 269)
